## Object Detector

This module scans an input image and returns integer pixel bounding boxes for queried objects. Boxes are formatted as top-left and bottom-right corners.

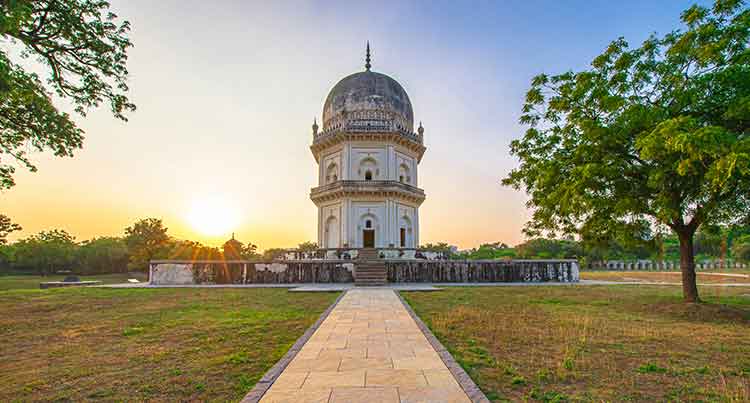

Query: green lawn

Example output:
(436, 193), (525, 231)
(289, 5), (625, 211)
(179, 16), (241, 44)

(0, 287), (338, 401)
(402, 285), (750, 402)
(0, 272), (147, 291)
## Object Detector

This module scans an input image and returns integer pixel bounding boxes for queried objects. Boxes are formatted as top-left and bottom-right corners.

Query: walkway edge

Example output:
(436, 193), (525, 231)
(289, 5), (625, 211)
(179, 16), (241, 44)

(241, 290), (347, 403)
(396, 291), (490, 403)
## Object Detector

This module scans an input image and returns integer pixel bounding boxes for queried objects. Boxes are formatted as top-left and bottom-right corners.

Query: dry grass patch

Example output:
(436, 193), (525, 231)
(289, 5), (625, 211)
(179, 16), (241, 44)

(0, 287), (338, 401)
(582, 271), (750, 284)
(402, 285), (750, 402)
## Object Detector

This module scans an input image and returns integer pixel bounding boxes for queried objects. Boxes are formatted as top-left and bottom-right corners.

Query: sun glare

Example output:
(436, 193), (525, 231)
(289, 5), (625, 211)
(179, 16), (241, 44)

(186, 196), (240, 237)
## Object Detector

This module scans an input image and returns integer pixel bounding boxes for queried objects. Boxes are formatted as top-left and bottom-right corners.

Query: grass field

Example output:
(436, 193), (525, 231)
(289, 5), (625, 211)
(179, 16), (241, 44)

(581, 270), (750, 284)
(0, 287), (338, 401)
(0, 272), (148, 291)
(402, 285), (750, 402)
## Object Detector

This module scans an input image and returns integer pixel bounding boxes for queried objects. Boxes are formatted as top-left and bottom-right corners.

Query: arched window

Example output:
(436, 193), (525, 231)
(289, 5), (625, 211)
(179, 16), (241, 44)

(359, 157), (377, 181)
(399, 163), (410, 184)
(326, 163), (339, 184)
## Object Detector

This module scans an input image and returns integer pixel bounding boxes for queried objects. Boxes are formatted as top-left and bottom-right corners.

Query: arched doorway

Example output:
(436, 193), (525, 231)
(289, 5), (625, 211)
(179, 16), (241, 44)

(363, 219), (375, 248)
(359, 214), (377, 248)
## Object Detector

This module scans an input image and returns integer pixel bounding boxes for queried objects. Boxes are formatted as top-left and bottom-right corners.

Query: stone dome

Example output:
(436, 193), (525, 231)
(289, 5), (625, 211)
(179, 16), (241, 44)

(322, 70), (414, 132)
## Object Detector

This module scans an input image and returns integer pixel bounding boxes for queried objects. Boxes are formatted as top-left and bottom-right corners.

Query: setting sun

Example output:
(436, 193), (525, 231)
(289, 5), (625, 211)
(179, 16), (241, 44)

(186, 196), (240, 237)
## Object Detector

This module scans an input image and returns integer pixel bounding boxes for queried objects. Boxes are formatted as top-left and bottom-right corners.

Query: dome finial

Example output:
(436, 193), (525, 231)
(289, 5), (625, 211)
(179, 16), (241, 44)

(365, 41), (371, 71)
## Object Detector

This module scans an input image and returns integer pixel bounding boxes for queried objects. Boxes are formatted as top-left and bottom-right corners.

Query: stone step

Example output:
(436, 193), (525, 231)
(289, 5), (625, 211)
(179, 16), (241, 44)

(356, 272), (386, 277)
(355, 254), (387, 285)
(357, 248), (380, 261)
(356, 283), (386, 287)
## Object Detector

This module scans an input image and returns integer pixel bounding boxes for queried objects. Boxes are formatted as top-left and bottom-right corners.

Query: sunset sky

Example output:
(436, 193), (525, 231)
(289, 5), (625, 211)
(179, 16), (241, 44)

(1, 0), (705, 249)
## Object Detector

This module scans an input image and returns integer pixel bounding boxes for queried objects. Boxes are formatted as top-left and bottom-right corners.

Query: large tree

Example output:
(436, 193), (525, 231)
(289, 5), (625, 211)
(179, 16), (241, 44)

(0, 0), (133, 189)
(503, 0), (749, 302)
(124, 218), (169, 272)
(76, 236), (128, 274)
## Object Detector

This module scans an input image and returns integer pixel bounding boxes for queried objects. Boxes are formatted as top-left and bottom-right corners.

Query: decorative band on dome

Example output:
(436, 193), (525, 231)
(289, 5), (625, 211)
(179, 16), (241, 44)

(322, 109), (413, 133)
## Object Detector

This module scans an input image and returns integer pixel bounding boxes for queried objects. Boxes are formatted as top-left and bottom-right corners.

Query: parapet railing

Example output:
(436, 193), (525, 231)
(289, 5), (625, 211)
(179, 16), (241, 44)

(313, 125), (423, 145)
(278, 248), (452, 261)
(310, 180), (425, 195)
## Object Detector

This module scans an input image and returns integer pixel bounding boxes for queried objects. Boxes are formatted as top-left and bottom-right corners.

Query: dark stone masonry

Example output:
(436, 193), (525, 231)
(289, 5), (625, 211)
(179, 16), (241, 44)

(386, 259), (578, 283)
(149, 259), (578, 285)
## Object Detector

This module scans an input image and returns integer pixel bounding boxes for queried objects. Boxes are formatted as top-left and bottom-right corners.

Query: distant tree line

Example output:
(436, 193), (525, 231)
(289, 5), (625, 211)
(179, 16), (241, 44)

(0, 215), (317, 275)
(423, 224), (750, 263)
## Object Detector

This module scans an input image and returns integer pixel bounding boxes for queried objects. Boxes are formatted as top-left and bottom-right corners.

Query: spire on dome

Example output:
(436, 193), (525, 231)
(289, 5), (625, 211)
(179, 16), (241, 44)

(365, 41), (371, 71)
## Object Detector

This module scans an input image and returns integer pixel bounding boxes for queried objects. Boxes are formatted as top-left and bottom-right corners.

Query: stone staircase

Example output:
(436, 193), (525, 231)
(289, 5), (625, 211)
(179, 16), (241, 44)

(355, 248), (387, 286)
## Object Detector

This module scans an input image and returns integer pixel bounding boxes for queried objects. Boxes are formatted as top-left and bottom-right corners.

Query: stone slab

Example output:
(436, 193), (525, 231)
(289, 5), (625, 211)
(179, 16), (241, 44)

(252, 289), (473, 402)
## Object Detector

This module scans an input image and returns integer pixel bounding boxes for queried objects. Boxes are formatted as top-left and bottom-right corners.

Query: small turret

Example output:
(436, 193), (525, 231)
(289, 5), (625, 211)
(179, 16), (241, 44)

(365, 41), (372, 71)
(417, 121), (424, 137)
(312, 118), (319, 136)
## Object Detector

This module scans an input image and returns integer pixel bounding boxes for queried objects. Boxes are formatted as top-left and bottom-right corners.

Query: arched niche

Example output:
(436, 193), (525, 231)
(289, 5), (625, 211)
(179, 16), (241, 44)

(358, 157), (378, 181)
(399, 215), (413, 248)
(324, 215), (339, 248)
(325, 163), (339, 184)
(399, 163), (411, 184)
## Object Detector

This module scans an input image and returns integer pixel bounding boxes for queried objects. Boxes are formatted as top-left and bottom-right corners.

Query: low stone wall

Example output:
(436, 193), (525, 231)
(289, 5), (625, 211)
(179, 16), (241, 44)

(150, 259), (578, 285)
(587, 259), (748, 271)
(150, 260), (354, 285)
(386, 260), (579, 283)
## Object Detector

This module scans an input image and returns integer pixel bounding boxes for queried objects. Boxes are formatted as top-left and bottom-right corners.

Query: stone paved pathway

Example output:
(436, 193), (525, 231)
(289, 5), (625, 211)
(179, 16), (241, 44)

(259, 288), (471, 402)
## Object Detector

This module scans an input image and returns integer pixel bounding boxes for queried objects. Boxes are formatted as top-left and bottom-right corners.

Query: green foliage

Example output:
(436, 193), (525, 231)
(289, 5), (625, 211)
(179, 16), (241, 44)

(167, 239), (220, 260)
(503, 0), (750, 301)
(516, 238), (581, 259)
(296, 241), (318, 252)
(0, 217), (318, 274)
(0, 0), (134, 189)
(0, 214), (21, 244)
(261, 248), (287, 261)
(732, 235), (750, 260)
(455, 242), (515, 260)
(222, 236), (259, 260)
(420, 242), (456, 253)
(638, 362), (668, 374)
(76, 236), (128, 274)
(12, 229), (77, 274)
(124, 218), (169, 272)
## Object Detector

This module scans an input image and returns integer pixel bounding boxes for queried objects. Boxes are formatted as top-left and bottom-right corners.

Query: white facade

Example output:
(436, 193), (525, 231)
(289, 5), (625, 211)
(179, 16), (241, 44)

(314, 143), (422, 248)
(310, 53), (426, 249)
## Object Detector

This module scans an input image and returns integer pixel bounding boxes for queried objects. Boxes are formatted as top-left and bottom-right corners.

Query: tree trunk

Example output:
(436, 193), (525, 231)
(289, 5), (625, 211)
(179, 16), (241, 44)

(677, 230), (700, 302)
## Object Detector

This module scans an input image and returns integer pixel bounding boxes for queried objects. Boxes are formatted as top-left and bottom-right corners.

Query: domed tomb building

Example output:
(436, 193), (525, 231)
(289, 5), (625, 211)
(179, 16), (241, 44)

(310, 45), (426, 249)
